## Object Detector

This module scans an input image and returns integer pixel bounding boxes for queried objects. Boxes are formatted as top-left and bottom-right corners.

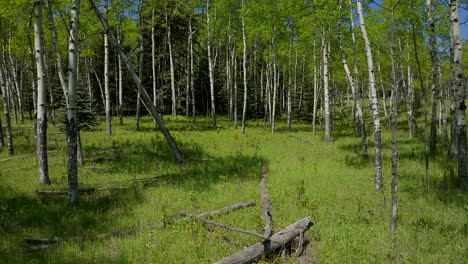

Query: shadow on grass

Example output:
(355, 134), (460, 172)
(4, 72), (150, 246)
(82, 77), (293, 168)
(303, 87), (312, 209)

(0, 133), (267, 263)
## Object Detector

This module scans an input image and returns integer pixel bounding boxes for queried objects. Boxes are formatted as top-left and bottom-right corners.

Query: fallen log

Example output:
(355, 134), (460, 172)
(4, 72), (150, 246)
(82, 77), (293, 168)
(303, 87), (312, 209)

(0, 150), (58, 163)
(196, 200), (256, 218)
(36, 187), (129, 195)
(86, 156), (120, 163)
(260, 165), (273, 238)
(23, 200), (256, 247)
(213, 217), (314, 264)
(180, 211), (269, 240)
(191, 157), (218, 162)
(288, 135), (313, 145)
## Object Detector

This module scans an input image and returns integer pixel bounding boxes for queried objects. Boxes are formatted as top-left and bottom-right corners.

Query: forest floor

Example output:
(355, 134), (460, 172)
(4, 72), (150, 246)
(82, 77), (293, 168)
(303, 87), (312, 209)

(0, 113), (466, 263)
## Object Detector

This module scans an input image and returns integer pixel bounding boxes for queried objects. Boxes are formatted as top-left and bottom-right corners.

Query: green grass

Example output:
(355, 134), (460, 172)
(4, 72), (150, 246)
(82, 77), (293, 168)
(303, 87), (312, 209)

(0, 113), (466, 263)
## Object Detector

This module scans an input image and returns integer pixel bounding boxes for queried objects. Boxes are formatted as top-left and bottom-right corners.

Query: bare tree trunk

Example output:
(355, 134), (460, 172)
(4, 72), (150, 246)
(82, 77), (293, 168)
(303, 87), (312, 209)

(357, 0), (382, 190)
(241, 1), (248, 134)
(118, 28), (124, 125)
(449, 0), (466, 190)
(271, 34), (277, 134)
(406, 40), (414, 140)
(427, 0), (439, 153)
(0, 67), (13, 154)
(136, 1), (144, 131)
(339, 27), (368, 159)
(45, 0), (68, 104)
(233, 48), (238, 129)
(189, 16), (195, 121)
(287, 33), (293, 129)
(322, 32), (331, 142)
(206, 0), (216, 127)
(0, 114), (4, 147)
(104, 1), (112, 135)
(151, 5), (157, 112)
(89, 0), (186, 165)
(439, 66), (449, 145)
(67, 0), (80, 205)
(312, 39), (318, 134)
(34, 0), (50, 185)
(166, 12), (177, 120)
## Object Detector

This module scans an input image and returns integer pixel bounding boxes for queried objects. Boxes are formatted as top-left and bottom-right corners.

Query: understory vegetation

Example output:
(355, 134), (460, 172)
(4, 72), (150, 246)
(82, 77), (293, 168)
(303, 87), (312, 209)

(0, 114), (466, 263)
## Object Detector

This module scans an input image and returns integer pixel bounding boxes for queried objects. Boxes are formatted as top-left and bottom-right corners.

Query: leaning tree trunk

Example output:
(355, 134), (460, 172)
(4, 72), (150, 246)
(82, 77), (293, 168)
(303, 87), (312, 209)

(339, 30), (368, 159)
(67, 0), (80, 205)
(357, 0), (383, 190)
(449, 0), (467, 190)
(241, 1), (248, 134)
(206, 0), (216, 127)
(427, 0), (439, 153)
(89, 0), (186, 165)
(34, 0), (50, 185)
(45, 0), (68, 104)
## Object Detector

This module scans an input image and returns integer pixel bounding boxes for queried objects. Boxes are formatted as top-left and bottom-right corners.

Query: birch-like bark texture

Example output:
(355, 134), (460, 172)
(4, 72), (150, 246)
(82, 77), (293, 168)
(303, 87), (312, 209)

(45, 0), (68, 105)
(189, 16), (195, 121)
(0, 113), (4, 147)
(34, 0), (50, 185)
(357, 0), (382, 190)
(89, 0), (186, 165)
(0, 67), (12, 154)
(339, 30), (368, 159)
(66, 0), (80, 205)
(135, 0), (144, 131)
(312, 38), (318, 135)
(406, 40), (414, 140)
(241, 0), (247, 134)
(151, 5), (157, 109)
(104, 0), (112, 135)
(118, 27), (124, 125)
(449, 0), (466, 190)
(427, 0), (439, 153)
(206, 0), (216, 127)
(287, 33), (293, 129)
(322, 32), (331, 142)
(166, 12), (177, 120)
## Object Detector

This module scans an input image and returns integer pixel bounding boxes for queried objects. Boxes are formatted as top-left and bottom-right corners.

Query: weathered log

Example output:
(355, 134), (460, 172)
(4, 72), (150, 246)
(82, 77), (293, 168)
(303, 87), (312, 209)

(214, 217), (314, 264)
(23, 200), (257, 247)
(260, 165), (273, 238)
(180, 210), (269, 240)
(36, 187), (129, 195)
(85, 156), (120, 163)
(288, 135), (313, 145)
(0, 150), (57, 163)
(196, 200), (256, 218)
(191, 157), (218, 161)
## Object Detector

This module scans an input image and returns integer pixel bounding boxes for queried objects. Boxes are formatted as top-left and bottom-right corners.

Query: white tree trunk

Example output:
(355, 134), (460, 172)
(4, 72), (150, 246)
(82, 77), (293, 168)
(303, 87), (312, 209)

(166, 13), (177, 120)
(322, 32), (331, 142)
(66, 0), (80, 205)
(449, 0), (466, 190)
(206, 0), (216, 127)
(104, 2), (112, 135)
(357, 0), (383, 190)
(241, 1), (248, 134)
(34, 0), (50, 185)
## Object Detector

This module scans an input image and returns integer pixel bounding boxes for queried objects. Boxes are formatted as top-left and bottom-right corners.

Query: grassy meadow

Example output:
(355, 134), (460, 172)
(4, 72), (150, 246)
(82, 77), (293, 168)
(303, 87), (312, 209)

(0, 113), (466, 263)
